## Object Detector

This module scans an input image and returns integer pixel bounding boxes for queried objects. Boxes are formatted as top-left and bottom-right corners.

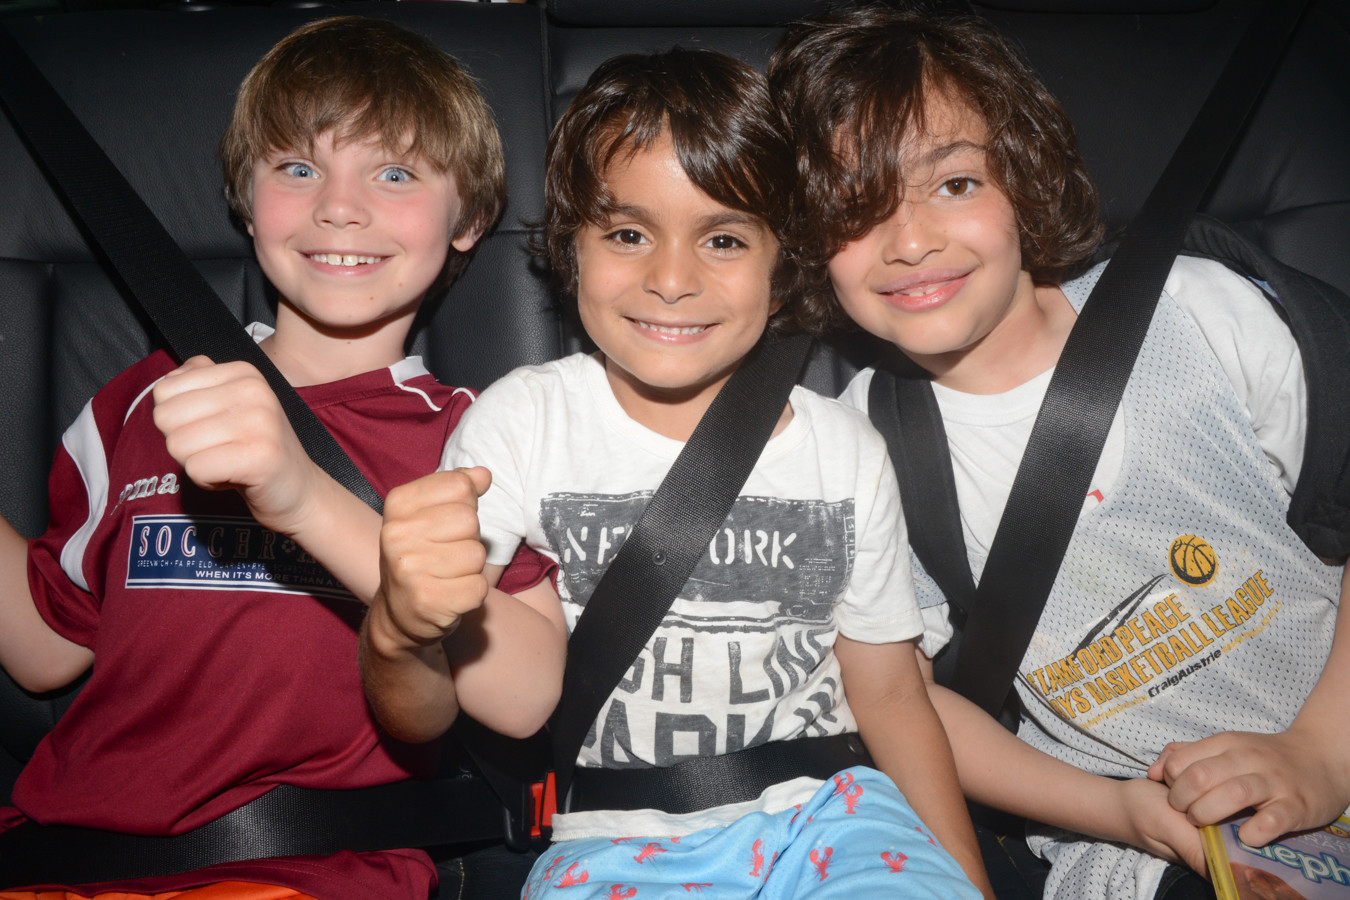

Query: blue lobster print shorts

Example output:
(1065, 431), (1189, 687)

(521, 766), (980, 899)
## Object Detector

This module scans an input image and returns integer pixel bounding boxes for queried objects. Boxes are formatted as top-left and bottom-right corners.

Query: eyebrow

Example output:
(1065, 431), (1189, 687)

(910, 139), (987, 170)
(602, 205), (766, 233)
(697, 210), (765, 232)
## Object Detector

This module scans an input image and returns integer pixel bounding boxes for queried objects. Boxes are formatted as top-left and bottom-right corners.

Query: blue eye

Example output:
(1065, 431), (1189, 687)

(378, 167), (413, 183)
(282, 162), (316, 179)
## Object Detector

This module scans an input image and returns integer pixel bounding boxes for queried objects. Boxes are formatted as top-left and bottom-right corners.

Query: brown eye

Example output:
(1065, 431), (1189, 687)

(706, 234), (745, 251)
(942, 178), (972, 196)
(605, 228), (645, 245)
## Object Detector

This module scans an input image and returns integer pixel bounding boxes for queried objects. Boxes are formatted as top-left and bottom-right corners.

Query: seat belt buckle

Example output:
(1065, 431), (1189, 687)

(503, 770), (555, 851)
(530, 770), (556, 839)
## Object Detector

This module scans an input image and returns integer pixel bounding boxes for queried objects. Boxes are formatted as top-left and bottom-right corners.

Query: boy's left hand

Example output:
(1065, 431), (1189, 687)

(1149, 727), (1350, 847)
(153, 356), (320, 536)
(1113, 776), (1209, 874)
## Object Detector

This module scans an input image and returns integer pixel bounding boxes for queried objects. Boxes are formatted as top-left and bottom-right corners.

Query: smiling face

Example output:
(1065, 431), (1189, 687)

(575, 132), (780, 436)
(826, 93), (1060, 392)
(247, 130), (477, 380)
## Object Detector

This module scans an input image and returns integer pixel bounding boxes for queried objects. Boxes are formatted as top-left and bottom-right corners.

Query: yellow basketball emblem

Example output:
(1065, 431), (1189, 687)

(1169, 534), (1217, 587)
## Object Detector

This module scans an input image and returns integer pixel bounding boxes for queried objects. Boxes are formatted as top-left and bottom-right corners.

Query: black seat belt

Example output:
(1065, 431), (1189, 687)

(0, 23), (533, 883)
(0, 779), (510, 887)
(549, 331), (823, 809)
(870, 0), (1309, 718)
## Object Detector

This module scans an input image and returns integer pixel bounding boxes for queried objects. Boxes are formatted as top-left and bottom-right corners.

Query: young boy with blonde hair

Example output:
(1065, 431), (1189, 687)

(0, 16), (556, 898)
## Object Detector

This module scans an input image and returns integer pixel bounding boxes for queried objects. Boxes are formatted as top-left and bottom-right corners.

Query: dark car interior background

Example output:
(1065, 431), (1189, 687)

(0, 0), (1347, 885)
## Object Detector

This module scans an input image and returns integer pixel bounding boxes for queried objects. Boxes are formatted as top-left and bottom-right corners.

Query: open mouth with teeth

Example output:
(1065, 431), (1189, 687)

(308, 253), (383, 267)
(633, 319), (709, 336)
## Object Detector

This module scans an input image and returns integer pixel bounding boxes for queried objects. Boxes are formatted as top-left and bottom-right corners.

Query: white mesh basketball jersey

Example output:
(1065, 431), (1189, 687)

(905, 261), (1343, 899)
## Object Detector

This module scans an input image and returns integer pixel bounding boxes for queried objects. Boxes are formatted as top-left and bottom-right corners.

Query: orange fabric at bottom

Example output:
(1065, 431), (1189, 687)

(0, 882), (318, 900)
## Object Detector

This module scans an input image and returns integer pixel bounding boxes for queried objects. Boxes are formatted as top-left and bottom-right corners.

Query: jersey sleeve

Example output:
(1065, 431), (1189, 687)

(497, 542), (558, 596)
(27, 357), (170, 647)
(912, 555), (959, 659)
(27, 412), (104, 647)
(1165, 255), (1306, 492)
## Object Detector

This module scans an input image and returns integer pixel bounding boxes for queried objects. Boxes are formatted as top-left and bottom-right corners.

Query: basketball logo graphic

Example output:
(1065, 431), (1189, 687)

(1169, 534), (1217, 586)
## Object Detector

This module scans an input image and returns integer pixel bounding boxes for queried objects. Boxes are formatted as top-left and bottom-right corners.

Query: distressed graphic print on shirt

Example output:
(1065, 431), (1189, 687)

(540, 491), (858, 770)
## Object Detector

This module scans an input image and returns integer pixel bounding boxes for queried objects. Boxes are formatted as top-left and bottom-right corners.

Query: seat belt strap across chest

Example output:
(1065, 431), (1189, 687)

(550, 332), (813, 804)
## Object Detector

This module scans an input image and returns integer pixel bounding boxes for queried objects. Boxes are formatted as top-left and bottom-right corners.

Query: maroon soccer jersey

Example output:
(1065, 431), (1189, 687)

(7, 349), (550, 897)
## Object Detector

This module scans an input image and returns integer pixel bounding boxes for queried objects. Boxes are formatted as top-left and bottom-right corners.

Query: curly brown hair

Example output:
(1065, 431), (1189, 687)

(544, 47), (802, 330)
(769, 5), (1102, 333)
(219, 16), (505, 283)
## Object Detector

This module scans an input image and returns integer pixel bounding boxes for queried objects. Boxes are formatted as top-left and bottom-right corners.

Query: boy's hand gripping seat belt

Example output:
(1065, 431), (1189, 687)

(0, 24), (528, 884)
(869, 0), (1310, 719)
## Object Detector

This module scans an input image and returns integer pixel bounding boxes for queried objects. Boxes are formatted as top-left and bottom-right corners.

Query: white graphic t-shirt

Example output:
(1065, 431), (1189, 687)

(443, 352), (922, 838)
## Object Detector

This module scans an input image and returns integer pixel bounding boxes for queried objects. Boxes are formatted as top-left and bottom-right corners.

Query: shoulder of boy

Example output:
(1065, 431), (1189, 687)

(441, 358), (565, 462)
(93, 349), (181, 424)
(836, 366), (874, 414)
(1164, 254), (1281, 325)
(798, 385), (891, 458)
(465, 357), (571, 412)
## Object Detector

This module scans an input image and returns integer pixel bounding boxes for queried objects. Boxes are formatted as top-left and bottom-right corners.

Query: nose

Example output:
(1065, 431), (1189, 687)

(642, 241), (701, 304)
(881, 200), (944, 265)
(313, 172), (369, 229)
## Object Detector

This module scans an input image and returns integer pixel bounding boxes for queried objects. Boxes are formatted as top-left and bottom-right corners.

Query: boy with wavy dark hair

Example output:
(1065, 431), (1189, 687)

(772, 6), (1347, 900)
(365, 46), (992, 898)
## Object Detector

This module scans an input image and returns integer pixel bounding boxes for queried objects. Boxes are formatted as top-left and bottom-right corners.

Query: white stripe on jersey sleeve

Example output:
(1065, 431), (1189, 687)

(58, 402), (110, 593)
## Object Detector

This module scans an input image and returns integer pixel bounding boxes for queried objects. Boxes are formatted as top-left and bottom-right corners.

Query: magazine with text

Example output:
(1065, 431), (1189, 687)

(1203, 814), (1350, 900)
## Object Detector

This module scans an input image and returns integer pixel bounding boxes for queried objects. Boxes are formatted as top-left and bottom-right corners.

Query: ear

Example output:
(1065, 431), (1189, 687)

(451, 228), (481, 253)
(246, 221), (255, 237)
(451, 214), (484, 253)
(767, 260), (788, 317)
